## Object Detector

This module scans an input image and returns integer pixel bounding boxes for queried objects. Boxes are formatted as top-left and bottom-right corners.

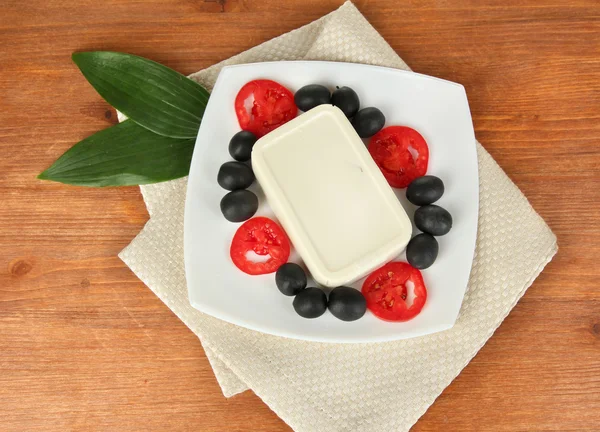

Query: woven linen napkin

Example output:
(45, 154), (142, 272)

(119, 2), (558, 430)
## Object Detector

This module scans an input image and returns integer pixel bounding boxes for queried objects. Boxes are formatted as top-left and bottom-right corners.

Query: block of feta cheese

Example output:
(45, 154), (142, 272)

(252, 105), (411, 287)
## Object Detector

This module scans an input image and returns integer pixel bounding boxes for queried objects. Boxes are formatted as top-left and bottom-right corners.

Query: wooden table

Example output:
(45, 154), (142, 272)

(1, 1), (599, 430)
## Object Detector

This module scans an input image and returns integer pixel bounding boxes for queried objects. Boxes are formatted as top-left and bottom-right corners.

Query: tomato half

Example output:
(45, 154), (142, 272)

(368, 126), (429, 188)
(361, 262), (427, 322)
(234, 79), (297, 138)
(230, 217), (291, 275)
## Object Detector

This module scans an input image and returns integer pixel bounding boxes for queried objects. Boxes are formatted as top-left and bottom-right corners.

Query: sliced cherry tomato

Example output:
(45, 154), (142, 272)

(230, 217), (291, 275)
(361, 262), (427, 322)
(368, 126), (429, 188)
(235, 79), (297, 138)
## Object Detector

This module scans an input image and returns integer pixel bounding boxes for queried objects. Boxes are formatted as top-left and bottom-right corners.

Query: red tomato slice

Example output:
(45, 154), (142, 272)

(235, 79), (297, 138)
(361, 262), (427, 322)
(230, 217), (291, 275)
(368, 126), (429, 188)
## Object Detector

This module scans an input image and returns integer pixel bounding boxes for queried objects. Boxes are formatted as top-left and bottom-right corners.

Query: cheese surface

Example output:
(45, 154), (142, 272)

(252, 105), (411, 287)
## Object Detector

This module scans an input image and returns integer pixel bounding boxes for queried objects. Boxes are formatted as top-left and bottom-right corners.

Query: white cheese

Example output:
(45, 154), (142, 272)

(252, 105), (411, 287)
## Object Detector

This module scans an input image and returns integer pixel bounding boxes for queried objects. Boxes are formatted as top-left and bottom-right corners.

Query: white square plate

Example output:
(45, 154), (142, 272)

(184, 61), (478, 343)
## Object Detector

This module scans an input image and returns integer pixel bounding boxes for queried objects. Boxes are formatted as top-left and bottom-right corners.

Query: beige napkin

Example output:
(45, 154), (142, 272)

(119, 2), (558, 430)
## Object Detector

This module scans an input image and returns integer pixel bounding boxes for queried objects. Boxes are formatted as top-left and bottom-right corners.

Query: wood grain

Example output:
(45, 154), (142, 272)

(1, 0), (599, 430)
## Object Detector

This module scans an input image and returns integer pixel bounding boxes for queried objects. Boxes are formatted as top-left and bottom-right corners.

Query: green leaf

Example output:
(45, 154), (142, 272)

(38, 120), (195, 187)
(72, 51), (209, 139)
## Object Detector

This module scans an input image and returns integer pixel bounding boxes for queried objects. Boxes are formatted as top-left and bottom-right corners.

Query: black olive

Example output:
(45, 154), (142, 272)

(294, 84), (331, 112)
(331, 86), (360, 118)
(406, 176), (445, 206)
(414, 205), (453, 236)
(228, 131), (257, 162)
(293, 287), (328, 319)
(406, 233), (439, 269)
(217, 161), (254, 191)
(220, 190), (258, 223)
(352, 107), (385, 138)
(328, 286), (366, 322)
(275, 263), (307, 296)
